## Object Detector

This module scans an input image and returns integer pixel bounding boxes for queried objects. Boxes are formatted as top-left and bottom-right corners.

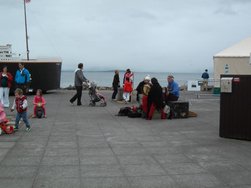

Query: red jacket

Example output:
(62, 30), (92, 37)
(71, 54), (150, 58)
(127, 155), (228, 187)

(0, 72), (13, 88)
(33, 96), (46, 107)
(15, 95), (27, 113)
(123, 81), (133, 92)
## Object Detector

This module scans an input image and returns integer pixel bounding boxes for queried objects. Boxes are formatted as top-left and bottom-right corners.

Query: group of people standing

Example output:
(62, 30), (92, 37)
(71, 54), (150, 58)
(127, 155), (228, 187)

(0, 63), (30, 108)
(112, 69), (134, 103)
(0, 63), (47, 131)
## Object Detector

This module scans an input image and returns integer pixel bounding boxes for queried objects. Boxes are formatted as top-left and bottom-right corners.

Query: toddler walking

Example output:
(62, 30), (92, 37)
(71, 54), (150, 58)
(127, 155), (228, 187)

(11, 88), (31, 131)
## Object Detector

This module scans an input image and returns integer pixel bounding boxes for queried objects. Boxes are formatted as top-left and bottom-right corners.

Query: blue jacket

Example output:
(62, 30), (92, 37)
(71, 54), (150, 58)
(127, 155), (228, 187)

(168, 81), (179, 97)
(15, 68), (30, 84)
(201, 72), (209, 79)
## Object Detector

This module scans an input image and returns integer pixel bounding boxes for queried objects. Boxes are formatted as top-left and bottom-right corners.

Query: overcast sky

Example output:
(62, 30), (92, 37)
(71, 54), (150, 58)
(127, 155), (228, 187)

(1, 0), (251, 72)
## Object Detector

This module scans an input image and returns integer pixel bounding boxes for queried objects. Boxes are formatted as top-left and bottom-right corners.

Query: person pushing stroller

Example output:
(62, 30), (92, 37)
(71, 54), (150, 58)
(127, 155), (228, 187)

(69, 63), (88, 106)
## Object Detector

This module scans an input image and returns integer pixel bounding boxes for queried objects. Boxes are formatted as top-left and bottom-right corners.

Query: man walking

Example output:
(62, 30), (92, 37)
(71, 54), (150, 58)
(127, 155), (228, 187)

(70, 63), (88, 106)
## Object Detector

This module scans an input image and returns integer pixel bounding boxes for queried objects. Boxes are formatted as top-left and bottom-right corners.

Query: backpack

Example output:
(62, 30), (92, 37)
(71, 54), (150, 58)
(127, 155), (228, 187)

(118, 107), (132, 116)
(128, 111), (142, 118)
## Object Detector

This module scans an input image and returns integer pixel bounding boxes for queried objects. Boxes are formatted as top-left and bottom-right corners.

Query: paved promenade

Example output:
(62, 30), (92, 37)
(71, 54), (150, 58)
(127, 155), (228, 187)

(0, 90), (251, 188)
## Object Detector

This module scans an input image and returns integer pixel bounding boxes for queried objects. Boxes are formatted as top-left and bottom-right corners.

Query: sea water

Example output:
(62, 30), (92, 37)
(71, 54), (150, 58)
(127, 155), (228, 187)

(60, 71), (213, 88)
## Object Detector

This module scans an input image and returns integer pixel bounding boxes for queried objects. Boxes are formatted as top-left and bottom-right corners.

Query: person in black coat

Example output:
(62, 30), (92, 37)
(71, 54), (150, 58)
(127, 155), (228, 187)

(112, 70), (120, 100)
(147, 77), (164, 119)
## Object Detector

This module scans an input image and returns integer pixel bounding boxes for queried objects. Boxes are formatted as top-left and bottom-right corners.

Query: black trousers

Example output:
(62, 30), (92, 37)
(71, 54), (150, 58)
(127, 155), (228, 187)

(112, 86), (118, 99)
(165, 93), (179, 103)
(16, 83), (28, 95)
(70, 86), (83, 105)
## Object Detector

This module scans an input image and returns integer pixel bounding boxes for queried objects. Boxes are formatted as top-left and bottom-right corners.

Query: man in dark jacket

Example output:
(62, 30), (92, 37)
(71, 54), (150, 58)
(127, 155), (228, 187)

(201, 69), (209, 91)
(69, 63), (88, 106)
(112, 70), (120, 100)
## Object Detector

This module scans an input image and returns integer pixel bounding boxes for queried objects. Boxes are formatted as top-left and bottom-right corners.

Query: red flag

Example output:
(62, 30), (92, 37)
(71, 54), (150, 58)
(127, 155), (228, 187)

(25, 0), (31, 3)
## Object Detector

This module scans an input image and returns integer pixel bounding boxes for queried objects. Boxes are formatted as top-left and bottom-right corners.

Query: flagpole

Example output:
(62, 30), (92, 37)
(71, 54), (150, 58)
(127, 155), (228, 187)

(23, 0), (30, 60)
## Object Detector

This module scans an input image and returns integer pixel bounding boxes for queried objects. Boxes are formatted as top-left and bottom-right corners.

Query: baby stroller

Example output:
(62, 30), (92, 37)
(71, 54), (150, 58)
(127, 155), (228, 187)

(0, 104), (14, 135)
(88, 81), (107, 107)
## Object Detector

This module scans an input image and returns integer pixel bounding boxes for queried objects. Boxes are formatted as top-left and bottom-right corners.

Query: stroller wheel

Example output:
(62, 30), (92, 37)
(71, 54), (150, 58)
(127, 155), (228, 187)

(89, 102), (95, 107)
(100, 102), (107, 107)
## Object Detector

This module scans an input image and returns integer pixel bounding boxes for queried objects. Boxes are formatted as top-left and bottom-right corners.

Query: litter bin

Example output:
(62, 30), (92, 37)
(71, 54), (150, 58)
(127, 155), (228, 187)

(220, 75), (251, 140)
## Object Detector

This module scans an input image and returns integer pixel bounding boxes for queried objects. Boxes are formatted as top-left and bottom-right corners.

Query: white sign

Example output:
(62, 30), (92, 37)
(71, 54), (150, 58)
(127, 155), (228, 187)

(187, 80), (200, 91)
(220, 77), (233, 93)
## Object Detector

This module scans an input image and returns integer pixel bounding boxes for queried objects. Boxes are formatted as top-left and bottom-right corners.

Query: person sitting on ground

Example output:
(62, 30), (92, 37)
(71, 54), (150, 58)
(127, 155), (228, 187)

(165, 75), (179, 103)
(136, 75), (151, 105)
(33, 89), (46, 118)
(147, 78), (164, 120)
(123, 77), (133, 104)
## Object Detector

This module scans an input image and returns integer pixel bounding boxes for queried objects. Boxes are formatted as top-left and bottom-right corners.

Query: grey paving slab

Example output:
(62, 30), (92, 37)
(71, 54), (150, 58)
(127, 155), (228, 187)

(117, 155), (158, 165)
(0, 166), (38, 178)
(80, 155), (119, 165)
(46, 141), (78, 149)
(198, 160), (246, 173)
(78, 139), (110, 148)
(7, 147), (45, 156)
(122, 163), (167, 176)
(128, 176), (178, 188)
(34, 178), (81, 188)
(81, 164), (124, 178)
(1, 156), (42, 166)
(41, 156), (79, 166)
(0, 178), (34, 188)
(213, 170), (251, 187)
(44, 148), (78, 156)
(162, 162), (208, 175)
(171, 173), (225, 188)
(80, 177), (130, 188)
(112, 146), (149, 156)
(0, 142), (15, 148)
(37, 166), (79, 178)
(79, 147), (114, 156)
(153, 153), (193, 164)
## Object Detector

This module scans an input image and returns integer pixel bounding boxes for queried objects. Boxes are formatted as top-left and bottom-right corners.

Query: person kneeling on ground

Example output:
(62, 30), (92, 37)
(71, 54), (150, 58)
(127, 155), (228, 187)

(147, 78), (165, 120)
(136, 75), (151, 105)
(11, 88), (31, 131)
(165, 75), (179, 103)
(33, 89), (46, 118)
(141, 79), (151, 118)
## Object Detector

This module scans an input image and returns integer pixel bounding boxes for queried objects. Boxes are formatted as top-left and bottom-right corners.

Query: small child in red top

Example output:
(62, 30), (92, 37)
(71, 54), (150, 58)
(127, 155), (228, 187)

(11, 88), (31, 131)
(33, 89), (46, 118)
(123, 77), (133, 103)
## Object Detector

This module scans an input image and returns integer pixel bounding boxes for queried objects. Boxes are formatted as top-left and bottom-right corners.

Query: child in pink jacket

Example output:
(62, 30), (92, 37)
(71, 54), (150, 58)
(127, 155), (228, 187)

(33, 89), (46, 118)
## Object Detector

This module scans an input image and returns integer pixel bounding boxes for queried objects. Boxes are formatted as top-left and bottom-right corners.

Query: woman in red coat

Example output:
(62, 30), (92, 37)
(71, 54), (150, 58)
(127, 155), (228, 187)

(0, 65), (13, 107)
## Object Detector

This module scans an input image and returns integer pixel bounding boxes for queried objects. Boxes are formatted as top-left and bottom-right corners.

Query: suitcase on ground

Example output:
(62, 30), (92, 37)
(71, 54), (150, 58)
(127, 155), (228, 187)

(167, 101), (189, 118)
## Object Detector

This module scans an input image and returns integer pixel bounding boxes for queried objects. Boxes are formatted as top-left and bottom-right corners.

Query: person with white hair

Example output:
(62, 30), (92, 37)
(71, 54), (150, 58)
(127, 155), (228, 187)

(136, 75), (151, 105)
